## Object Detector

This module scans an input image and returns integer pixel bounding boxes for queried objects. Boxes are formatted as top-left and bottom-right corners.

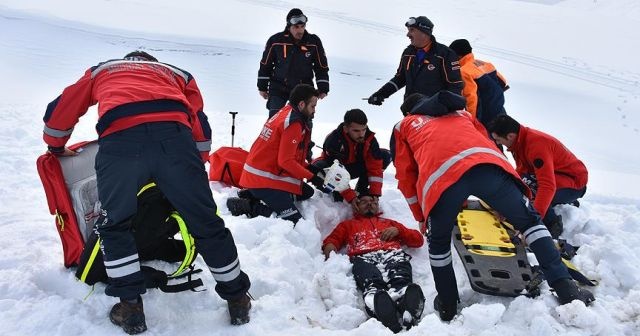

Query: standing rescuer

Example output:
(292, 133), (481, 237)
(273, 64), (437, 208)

(42, 51), (252, 334)
(258, 8), (329, 117)
(368, 16), (462, 106)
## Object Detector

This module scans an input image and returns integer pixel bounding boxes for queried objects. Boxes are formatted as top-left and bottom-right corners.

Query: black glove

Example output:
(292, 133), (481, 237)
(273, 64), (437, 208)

(306, 141), (315, 163)
(309, 174), (325, 190)
(47, 146), (65, 155)
(368, 93), (384, 106)
(307, 163), (322, 175)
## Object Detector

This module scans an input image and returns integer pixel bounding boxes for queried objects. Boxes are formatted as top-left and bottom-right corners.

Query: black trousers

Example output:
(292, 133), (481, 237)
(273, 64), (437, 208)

(95, 122), (250, 300)
(351, 249), (413, 304)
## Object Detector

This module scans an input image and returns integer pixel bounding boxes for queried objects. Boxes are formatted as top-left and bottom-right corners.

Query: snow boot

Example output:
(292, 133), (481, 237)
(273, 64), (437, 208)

(546, 215), (564, 239)
(228, 293), (252, 325)
(109, 296), (147, 335)
(399, 283), (425, 329)
(227, 197), (272, 218)
(373, 291), (402, 333)
(551, 278), (595, 305)
(227, 197), (253, 217)
(237, 188), (257, 200)
(433, 295), (458, 322)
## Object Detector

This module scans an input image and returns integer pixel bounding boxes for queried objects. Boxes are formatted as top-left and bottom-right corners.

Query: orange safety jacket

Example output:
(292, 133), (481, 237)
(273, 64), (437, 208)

(240, 104), (314, 194)
(458, 53), (508, 125)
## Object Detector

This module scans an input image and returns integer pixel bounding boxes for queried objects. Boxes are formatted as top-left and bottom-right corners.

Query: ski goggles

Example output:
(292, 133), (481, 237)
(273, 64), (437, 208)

(289, 14), (308, 25)
(405, 17), (432, 32)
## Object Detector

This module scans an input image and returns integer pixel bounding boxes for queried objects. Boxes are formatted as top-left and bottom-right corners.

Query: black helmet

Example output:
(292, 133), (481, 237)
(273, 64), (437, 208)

(449, 39), (472, 57)
(405, 16), (434, 34)
(123, 50), (158, 62)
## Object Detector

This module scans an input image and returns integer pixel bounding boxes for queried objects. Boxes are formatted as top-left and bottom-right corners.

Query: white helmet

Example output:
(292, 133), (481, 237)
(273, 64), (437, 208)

(323, 160), (351, 192)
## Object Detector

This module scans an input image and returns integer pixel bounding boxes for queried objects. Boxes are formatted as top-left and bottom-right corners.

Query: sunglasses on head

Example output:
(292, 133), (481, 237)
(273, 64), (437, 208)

(289, 14), (308, 25)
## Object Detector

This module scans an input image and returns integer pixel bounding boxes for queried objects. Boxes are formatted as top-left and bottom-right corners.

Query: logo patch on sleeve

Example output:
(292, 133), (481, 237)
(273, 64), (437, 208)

(533, 158), (544, 169)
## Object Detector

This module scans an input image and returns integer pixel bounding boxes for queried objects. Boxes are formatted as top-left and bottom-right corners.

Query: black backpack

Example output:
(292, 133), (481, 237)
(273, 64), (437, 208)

(75, 182), (203, 293)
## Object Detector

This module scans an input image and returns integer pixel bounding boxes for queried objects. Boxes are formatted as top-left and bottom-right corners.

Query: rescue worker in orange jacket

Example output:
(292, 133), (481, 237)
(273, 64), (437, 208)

(367, 16), (463, 106)
(43, 51), (251, 334)
(311, 109), (391, 203)
(258, 8), (329, 117)
(392, 91), (594, 321)
(449, 39), (509, 127)
(488, 115), (588, 238)
(228, 84), (324, 224)
(322, 194), (425, 332)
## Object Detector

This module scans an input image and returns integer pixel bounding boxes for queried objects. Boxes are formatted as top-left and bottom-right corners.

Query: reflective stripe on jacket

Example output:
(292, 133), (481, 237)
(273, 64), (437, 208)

(240, 104), (313, 194)
(43, 59), (211, 159)
(392, 111), (526, 222)
(257, 30), (329, 97)
(376, 36), (463, 100)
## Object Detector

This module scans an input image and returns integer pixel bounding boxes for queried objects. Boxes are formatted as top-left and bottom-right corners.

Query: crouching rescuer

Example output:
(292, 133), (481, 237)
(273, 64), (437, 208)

(393, 91), (594, 322)
(228, 84), (323, 225)
(42, 51), (251, 334)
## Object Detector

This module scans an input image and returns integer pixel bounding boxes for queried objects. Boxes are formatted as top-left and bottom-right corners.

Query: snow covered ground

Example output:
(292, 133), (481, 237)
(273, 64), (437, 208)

(1, 0), (639, 335)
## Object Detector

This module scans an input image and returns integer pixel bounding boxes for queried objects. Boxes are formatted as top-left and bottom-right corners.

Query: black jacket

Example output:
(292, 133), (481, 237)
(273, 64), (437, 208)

(376, 36), (463, 99)
(318, 123), (386, 198)
(258, 30), (329, 98)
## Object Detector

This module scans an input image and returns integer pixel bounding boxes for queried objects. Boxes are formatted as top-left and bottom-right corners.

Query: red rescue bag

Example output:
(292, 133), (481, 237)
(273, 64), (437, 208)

(208, 147), (248, 188)
(36, 141), (98, 267)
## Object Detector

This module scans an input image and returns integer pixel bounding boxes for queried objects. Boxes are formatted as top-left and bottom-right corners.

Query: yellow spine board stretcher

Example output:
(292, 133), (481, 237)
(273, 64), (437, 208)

(452, 199), (534, 297)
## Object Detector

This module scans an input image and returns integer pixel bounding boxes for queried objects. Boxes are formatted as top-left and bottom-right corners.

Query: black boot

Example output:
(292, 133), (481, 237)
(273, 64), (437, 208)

(237, 188), (257, 200)
(373, 291), (402, 333)
(228, 293), (252, 325)
(227, 197), (272, 218)
(227, 197), (253, 217)
(251, 202), (273, 218)
(109, 296), (147, 335)
(433, 295), (458, 322)
(551, 278), (595, 305)
(546, 215), (564, 239)
(398, 283), (425, 329)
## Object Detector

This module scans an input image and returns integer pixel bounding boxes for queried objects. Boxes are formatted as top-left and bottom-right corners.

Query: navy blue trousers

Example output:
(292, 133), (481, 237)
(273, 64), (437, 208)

(267, 95), (287, 118)
(427, 164), (570, 304)
(542, 187), (586, 224)
(248, 183), (314, 224)
(95, 122), (250, 300)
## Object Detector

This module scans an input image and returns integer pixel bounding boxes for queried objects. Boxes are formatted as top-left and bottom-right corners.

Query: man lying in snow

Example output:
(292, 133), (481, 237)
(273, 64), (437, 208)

(322, 194), (425, 333)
